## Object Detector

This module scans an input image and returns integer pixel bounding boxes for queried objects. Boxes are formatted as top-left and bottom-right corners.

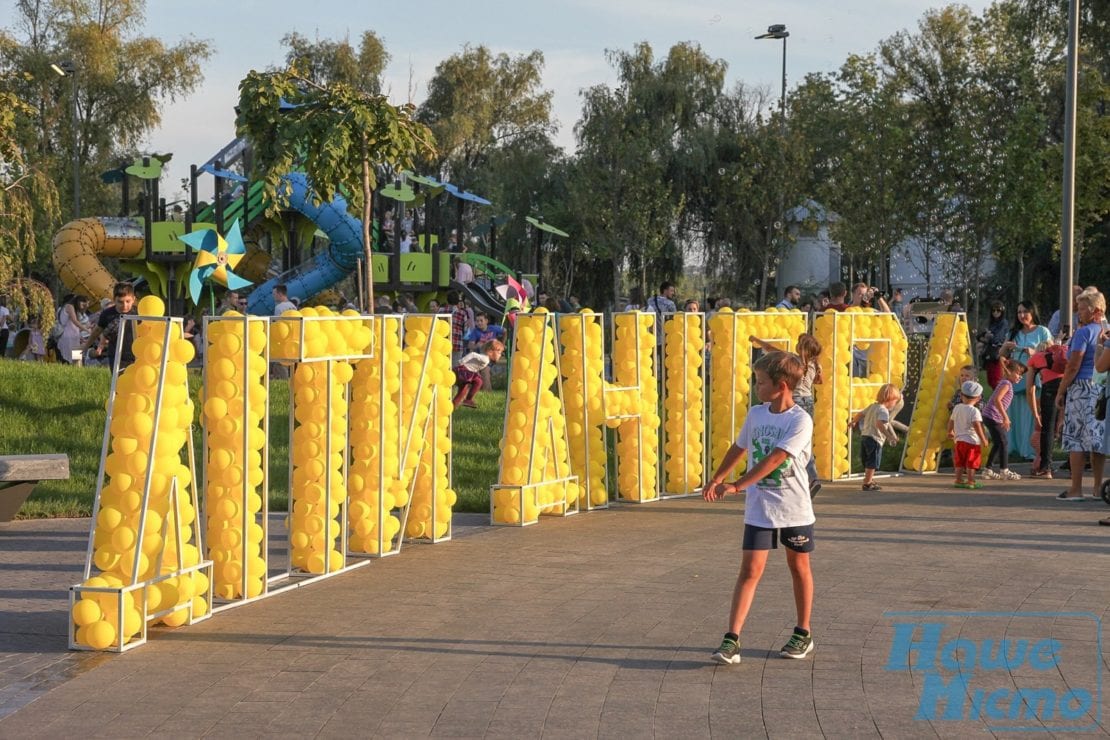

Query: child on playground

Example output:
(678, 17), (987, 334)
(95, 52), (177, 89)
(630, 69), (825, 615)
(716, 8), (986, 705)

(948, 380), (989, 489)
(981, 358), (1026, 481)
(703, 350), (816, 665)
(947, 365), (978, 412)
(452, 339), (505, 409)
(852, 384), (904, 492)
(750, 333), (823, 497)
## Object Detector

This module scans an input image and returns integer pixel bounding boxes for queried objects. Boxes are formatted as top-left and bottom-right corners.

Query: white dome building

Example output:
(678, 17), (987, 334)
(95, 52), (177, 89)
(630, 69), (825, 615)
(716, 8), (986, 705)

(777, 199), (841, 293)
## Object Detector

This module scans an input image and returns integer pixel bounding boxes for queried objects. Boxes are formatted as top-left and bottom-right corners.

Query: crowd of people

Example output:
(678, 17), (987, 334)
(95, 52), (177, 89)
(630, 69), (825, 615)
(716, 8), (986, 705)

(634, 277), (1108, 527)
(0, 288), (143, 367)
(960, 286), (1108, 516)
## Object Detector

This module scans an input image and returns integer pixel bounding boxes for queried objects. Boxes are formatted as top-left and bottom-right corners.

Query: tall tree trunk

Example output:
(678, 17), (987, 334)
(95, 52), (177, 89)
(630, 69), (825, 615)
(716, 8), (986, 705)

(611, 256), (621, 311)
(759, 251), (769, 308)
(1017, 251), (1025, 304)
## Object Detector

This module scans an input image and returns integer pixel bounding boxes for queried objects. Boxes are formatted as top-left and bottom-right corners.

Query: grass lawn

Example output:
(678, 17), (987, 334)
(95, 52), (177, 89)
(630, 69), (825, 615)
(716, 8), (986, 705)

(0, 360), (505, 519)
(7, 361), (1050, 519)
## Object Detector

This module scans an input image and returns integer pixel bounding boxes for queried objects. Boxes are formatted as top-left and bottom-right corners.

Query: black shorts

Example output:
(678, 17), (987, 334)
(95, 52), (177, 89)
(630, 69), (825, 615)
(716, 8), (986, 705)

(743, 523), (815, 553)
(861, 436), (883, 470)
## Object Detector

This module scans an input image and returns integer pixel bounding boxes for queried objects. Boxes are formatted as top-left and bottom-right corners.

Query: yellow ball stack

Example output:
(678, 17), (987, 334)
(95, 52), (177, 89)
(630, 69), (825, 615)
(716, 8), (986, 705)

(269, 308), (302, 362)
(536, 311), (579, 514)
(707, 309), (747, 473)
(286, 307), (366, 574)
(494, 315), (544, 523)
(405, 315), (457, 541)
(904, 314), (973, 472)
(494, 313), (578, 522)
(868, 313), (909, 386)
(843, 309), (909, 412)
(348, 316), (404, 554)
(204, 313), (268, 599)
(612, 312), (659, 502)
(557, 312), (608, 508)
(813, 312), (853, 480)
(74, 296), (206, 649)
(662, 313), (705, 493)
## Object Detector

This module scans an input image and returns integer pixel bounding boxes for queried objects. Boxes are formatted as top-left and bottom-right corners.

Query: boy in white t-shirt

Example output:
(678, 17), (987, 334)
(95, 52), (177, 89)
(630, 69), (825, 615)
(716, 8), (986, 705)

(704, 350), (816, 665)
(948, 380), (989, 489)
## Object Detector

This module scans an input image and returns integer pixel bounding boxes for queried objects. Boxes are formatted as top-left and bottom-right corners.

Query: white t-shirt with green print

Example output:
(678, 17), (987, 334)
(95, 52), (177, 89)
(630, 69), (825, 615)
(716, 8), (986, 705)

(734, 403), (815, 529)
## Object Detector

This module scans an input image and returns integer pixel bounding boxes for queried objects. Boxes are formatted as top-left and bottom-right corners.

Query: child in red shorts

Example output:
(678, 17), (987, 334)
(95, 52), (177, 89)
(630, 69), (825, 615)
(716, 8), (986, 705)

(947, 380), (989, 489)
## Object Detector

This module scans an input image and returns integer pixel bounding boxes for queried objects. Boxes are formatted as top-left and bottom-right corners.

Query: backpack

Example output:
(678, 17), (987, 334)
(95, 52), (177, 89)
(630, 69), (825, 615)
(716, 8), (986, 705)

(1041, 344), (1068, 375)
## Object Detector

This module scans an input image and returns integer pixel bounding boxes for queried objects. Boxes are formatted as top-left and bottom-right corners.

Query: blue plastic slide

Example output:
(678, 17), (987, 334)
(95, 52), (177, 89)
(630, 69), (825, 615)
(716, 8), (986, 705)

(246, 172), (364, 314)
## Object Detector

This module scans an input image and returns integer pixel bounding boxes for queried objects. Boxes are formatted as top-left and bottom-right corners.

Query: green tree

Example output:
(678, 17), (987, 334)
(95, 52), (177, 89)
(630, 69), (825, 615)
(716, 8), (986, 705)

(706, 92), (807, 305)
(876, 1), (1109, 318)
(572, 42), (732, 305)
(881, 7), (986, 300)
(791, 56), (913, 291)
(0, 85), (60, 323)
(468, 132), (566, 274)
(236, 66), (436, 310)
(0, 0), (211, 273)
(417, 45), (553, 184)
(279, 30), (389, 94)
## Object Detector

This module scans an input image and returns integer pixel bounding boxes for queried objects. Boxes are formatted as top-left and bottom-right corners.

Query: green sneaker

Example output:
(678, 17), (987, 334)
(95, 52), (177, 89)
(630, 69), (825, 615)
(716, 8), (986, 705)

(711, 637), (741, 665)
(780, 630), (814, 659)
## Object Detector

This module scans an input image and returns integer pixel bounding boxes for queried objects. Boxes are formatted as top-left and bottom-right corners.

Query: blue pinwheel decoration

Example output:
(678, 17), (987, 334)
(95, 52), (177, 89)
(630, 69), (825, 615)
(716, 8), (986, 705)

(181, 220), (253, 306)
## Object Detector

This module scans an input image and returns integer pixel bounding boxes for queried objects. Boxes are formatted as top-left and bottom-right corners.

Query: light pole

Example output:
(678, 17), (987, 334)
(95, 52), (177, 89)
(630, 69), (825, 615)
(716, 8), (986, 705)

(50, 61), (79, 220)
(755, 24), (789, 306)
(755, 24), (789, 135)
(1059, 0), (1079, 338)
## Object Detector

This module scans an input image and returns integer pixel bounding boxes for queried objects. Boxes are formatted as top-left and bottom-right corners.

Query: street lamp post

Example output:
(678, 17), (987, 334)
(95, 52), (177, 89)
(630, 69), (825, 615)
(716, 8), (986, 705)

(1059, 0), (1079, 338)
(755, 24), (789, 135)
(755, 24), (789, 306)
(50, 61), (79, 220)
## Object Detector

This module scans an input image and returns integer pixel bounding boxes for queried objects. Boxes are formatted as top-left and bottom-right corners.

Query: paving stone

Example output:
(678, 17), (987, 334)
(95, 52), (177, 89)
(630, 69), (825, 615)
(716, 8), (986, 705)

(1, 473), (1107, 736)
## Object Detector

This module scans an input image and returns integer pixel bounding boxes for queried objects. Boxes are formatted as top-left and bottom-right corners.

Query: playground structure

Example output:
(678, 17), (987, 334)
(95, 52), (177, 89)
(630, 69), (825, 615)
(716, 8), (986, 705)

(50, 136), (554, 318)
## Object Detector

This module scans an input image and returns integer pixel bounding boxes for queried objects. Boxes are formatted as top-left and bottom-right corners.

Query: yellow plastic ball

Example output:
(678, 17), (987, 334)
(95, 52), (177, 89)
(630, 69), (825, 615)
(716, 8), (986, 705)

(85, 619), (117, 649)
(72, 598), (103, 627)
(137, 296), (165, 317)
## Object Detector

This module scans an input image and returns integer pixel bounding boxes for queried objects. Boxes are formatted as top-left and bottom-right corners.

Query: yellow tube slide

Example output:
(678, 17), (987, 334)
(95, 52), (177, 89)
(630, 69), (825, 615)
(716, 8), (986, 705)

(52, 218), (146, 301)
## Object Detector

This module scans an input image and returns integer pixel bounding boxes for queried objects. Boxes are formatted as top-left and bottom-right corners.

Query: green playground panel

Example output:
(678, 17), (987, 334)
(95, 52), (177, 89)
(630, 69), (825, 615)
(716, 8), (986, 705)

(195, 181), (267, 229)
(463, 252), (517, 278)
(151, 221), (216, 254)
(371, 253), (450, 286)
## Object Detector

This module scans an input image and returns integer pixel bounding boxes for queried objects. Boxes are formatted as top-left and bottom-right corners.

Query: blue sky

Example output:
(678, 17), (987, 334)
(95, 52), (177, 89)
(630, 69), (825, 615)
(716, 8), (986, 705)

(136, 0), (993, 195)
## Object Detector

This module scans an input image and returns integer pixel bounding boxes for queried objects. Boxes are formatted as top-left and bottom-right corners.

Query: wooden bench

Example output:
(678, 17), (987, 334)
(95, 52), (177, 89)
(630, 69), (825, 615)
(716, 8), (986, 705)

(0, 454), (70, 522)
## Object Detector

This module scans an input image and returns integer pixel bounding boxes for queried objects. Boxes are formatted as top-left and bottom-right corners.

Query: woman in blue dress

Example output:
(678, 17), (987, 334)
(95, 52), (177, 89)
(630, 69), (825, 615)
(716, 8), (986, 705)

(1001, 301), (1052, 462)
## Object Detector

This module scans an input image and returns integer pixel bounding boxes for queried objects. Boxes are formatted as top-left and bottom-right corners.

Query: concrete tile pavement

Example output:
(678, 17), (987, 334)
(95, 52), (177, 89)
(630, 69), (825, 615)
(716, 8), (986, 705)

(1, 470), (1108, 737)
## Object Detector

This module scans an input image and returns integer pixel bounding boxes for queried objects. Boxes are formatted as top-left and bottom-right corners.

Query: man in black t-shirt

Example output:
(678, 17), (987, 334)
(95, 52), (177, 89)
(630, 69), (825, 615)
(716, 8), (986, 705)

(83, 283), (137, 369)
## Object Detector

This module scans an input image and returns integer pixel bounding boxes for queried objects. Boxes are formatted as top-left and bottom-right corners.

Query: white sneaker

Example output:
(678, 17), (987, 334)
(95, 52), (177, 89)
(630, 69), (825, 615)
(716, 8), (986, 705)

(1002, 469), (1021, 480)
(981, 469), (1001, 480)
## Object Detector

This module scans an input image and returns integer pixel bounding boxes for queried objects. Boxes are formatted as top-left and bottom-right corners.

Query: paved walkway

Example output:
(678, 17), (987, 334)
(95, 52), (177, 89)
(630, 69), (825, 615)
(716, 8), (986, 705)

(1, 469), (1108, 738)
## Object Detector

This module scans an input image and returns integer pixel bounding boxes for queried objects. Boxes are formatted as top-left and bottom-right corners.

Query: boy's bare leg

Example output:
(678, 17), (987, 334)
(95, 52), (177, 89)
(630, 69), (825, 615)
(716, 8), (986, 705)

(728, 550), (768, 636)
(954, 466), (965, 485)
(785, 550), (813, 632)
(863, 468), (874, 485)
